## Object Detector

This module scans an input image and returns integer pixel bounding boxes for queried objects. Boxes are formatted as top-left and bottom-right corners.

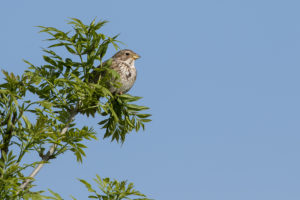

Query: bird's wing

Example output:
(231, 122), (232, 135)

(91, 59), (129, 83)
(90, 59), (115, 83)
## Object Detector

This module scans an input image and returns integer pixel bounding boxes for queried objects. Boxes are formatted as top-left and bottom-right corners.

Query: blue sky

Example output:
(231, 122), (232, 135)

(1, 0), (300, 199)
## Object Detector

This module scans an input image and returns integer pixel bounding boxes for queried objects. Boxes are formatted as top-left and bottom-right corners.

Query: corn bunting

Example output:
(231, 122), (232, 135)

(92, 49), (140, 94)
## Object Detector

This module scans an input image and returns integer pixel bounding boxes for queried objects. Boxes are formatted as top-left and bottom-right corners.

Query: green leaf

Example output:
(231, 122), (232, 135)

(0, 19), (152, 199)
(39, 101), (54, 109)
(125, 116), (134, 128)
(70, 195), (77, 200)
(48, 189), (63, 200)
(94, 20), (108, 30)
(69, 18), (85, 28)
(65, 45), (77, 54)
(22, 115), (32, 128)
(97, 40), (109, 60)
(119, 94), (142, 102)
(48, 42), (72, 48)
(137, 114), (152, 118)
(126, 104), (149, 111)
(141, 119), (152, 122)
(78, 179), (96, 193)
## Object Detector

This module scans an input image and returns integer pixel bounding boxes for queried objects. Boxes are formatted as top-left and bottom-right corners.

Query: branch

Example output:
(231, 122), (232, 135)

(19, 108), (78, 190)
(0, 105), (18, 161)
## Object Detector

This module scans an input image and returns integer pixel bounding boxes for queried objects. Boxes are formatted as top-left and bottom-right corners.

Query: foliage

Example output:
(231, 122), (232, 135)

(0, 18), (151, 199)
(44, 175), (151, 200)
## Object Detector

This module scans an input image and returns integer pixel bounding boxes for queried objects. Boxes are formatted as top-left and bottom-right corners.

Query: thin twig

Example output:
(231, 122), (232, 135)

(19, 108), (78, 190)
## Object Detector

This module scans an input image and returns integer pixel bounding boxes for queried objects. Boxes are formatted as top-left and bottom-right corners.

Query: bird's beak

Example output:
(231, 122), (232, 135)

(132, 53), (140, 60)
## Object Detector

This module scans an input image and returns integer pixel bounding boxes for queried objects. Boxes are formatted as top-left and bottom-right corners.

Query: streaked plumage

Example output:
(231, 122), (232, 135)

(92, 49), (140, 94)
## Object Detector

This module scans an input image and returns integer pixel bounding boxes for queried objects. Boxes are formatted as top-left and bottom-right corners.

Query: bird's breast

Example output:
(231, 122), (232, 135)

(119, 63), (136, 80)
(113, 62), (137, 94)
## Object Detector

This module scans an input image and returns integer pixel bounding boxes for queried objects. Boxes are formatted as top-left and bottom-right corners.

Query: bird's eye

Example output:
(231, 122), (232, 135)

(125, 52), (130, 56)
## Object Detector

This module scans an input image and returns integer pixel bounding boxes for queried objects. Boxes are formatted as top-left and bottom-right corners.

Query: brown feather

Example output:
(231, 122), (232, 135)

(90, 49), (139, 94)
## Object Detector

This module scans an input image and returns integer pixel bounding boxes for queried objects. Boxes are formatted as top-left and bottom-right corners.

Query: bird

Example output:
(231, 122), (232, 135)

(82, 49), (140, 116)
(91, 49), (140, 95)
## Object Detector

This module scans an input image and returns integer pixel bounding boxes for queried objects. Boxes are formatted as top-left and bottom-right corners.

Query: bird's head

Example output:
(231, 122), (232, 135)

(112, 49), (140, 64)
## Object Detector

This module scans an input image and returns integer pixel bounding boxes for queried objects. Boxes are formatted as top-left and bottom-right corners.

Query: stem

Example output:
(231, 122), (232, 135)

(0, 99), (17, 161)
(19, 108), (78, 190)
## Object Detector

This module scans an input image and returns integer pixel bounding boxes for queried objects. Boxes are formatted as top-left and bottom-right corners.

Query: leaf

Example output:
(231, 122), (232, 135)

(126, 104), (149, 111)
(94, 20), (108, 30)
(48, 189), (63, 200)
(125, 116), (134, 128)
(69, 18), (85, 28)
(119, 94), (142, 102)
(65, 45), (77, 54)
(70, 195), (77, 200)
(90, 18), (96, 27)
(98, 119), (108, 125)
(97, 40), (109, 60)
(137, 114), (152, 118)
(141, 119), (152, 122)
(78, 179), (96, 193)
(23, 59), (36, 68)
(48, 42), (72, 48)
(22, 115), (32, 128)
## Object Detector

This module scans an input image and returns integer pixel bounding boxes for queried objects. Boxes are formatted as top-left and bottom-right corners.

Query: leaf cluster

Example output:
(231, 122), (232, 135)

(24, 18), (151, 143)
(77, 175), (151, 200)
(37, 175), (151, 200)
(99, 94), (151, 143)
(0, 18), (151, 199)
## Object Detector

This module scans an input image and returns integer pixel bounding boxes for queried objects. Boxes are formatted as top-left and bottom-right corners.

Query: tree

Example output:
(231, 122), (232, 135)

(0, 18), (151, 200)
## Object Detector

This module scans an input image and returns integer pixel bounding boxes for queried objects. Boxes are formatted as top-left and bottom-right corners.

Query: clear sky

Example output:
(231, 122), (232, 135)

(1, 0), (300, 199)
